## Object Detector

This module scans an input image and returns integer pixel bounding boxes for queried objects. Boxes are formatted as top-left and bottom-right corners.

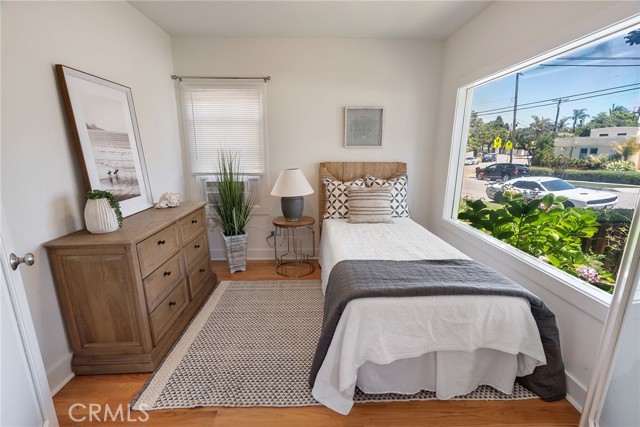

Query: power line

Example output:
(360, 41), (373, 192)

(475, 87), (640, 117)
(557, 57), (640, 60)
(474, 83), (640, 116)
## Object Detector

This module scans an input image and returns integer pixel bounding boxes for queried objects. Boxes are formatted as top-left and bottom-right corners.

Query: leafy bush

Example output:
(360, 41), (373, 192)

(604, 160), (637, 171)
(458, 194), (614, 290)
(529, 167), (640, 185)
(594, 208), (634, 225)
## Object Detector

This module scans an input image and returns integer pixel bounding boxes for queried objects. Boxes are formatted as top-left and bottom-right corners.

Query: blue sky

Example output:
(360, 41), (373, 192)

(472, 26), (640, 128)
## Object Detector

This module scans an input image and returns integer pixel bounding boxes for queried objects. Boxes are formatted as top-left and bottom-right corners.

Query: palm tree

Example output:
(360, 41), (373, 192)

(609, 104), (628, 114)
(530, 115), (552, 138)
(571, 109), (589, 133)
(556, 117), (570, 132)
(612, 138), (640, 161)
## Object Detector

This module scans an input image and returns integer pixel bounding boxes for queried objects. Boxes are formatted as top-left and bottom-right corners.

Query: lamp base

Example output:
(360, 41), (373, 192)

(281, 196), (304, 221)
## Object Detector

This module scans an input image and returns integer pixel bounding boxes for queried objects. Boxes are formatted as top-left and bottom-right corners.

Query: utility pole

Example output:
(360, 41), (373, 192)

(509, 72), (522, 163)
(553, 98), (568, 131)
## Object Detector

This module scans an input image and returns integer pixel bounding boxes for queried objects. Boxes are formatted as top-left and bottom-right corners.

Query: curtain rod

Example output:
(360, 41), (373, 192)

(171, 75), (271, 83)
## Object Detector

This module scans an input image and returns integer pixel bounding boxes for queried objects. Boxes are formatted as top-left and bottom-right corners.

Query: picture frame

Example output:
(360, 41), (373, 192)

(55, 65), (153, 217)
(344, 107), (384, 148)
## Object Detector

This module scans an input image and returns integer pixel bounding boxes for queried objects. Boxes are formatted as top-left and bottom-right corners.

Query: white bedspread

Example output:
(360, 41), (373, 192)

(313, 219), (546, 415)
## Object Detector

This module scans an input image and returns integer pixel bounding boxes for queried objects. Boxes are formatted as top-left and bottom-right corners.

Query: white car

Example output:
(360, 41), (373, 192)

(485, 176), (618, 209)
(464, 156), (479, 165)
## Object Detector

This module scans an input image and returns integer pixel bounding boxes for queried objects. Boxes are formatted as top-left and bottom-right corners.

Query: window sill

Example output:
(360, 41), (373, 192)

(439, 217), (611, 322)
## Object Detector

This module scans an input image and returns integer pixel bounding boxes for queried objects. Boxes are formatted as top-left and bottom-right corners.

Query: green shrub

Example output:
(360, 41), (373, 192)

(604, 160), (636, 171)
(529, 167), (640, 185)
(458, 194), (614, 291)
(594, 208), (634, 225)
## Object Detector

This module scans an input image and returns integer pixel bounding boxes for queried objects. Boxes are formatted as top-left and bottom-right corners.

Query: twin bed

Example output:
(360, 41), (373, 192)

(310, 162), (565, 415)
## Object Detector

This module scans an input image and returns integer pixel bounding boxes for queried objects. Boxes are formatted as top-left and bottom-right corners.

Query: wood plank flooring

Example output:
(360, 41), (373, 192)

(53, 260), (580, 427)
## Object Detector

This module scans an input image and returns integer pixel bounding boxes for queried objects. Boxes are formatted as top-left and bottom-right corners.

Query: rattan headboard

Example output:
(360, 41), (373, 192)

(318, 162), (407, 231)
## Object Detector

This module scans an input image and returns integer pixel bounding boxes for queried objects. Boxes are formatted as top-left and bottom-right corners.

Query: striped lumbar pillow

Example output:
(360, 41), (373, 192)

(347, 185), (393, 223)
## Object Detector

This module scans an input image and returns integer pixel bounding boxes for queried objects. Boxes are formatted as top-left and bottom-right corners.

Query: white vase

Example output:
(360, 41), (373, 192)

(84, 198), (119, 234)
(223, 233), (248, 273)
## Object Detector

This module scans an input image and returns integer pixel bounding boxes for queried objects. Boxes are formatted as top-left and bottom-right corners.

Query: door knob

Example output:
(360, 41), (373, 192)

(10, 253), (35, 271)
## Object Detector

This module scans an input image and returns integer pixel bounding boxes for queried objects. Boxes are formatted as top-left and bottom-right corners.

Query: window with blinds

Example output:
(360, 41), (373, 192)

(180, 82), (266, 174)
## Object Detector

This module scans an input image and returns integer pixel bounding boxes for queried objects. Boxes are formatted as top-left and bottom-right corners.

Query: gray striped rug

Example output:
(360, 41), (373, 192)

(131, 280), (536, 410)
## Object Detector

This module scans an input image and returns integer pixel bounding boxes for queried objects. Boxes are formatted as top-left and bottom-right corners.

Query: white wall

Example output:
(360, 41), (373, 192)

(171, 37), (442, 258)
(430, 1), (639, 410)
(1, 1), (182, 393)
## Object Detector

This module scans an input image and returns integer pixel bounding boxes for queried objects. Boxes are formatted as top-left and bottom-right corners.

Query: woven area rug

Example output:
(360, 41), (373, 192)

(131, 280), (536, 410)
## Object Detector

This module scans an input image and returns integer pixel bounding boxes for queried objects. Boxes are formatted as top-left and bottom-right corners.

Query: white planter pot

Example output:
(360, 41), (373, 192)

(223, 233), (248, 273)
(84, 198), (119, 234)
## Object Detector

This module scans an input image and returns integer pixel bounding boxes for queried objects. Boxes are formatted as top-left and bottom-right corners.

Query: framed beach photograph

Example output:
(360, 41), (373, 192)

(344, 107), (384, 148)
(55, 65), (153, 217)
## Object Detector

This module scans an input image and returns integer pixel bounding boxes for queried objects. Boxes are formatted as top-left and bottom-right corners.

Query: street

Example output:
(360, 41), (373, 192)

(460, 154), (639, 210)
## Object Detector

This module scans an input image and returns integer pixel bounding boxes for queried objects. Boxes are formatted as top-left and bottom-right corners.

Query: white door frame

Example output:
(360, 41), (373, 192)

(0, 216), (58, 427)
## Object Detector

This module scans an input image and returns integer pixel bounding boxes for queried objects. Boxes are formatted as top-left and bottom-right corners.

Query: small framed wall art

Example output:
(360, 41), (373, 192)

(344, 107), (383, 148)
(55, 64), (153, 217)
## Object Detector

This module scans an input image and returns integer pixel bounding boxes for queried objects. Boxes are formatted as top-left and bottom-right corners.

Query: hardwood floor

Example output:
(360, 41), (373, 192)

(53, 260), (580, 427)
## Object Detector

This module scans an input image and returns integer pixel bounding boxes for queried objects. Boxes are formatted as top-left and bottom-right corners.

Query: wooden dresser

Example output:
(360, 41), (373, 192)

(45, 202), (216, 375)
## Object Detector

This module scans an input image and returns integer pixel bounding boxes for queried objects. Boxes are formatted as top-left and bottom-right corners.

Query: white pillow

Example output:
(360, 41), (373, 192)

(322, 177), (366, 219)
(365, 175), (411, 218)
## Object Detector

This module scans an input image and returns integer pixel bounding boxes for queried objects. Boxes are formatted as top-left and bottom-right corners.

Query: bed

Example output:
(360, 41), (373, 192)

(310, 162), (565, 415)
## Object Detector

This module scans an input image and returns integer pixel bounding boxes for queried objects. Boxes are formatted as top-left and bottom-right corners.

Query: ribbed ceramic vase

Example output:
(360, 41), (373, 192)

(223, 233), (248, 273)
(84, 198), (119, 234)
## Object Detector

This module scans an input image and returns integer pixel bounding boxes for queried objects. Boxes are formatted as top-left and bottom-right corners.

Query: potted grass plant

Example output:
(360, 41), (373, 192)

(212, 152), (255, 273)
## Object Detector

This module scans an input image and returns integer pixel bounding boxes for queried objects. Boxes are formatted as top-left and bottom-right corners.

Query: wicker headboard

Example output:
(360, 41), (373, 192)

(318, 162), (407, 231)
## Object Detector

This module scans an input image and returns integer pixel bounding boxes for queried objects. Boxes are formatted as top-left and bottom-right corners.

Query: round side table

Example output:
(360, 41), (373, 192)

(272, 216), (315, 277)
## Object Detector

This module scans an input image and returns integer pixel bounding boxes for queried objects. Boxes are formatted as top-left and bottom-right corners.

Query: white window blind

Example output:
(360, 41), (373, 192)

(180, 82), (266, 174)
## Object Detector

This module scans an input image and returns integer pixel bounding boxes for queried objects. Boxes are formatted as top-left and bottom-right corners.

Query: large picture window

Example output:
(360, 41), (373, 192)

(450, 20), (640, 295)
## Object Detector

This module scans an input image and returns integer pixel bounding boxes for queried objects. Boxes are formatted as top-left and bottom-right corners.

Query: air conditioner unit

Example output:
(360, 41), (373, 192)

(198, 175), (260, 208)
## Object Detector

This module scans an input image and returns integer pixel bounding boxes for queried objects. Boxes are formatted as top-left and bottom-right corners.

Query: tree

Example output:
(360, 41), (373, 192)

(611, 138), (640, 161)
(571, 108), (589, 133)
(609, 104), (628, 114)
(625, 29), (640, 46)
(556, 117), (570, 133)
(529, 115), (553, 138)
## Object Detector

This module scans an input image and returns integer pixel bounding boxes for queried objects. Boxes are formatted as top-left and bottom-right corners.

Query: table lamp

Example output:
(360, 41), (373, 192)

(271, 168), (314, 221)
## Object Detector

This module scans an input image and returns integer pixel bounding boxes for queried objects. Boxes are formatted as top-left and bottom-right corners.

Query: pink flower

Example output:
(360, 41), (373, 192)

(577, 266), (600, 283)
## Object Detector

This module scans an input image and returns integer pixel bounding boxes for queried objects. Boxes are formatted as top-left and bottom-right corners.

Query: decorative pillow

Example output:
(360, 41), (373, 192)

(322, 177), (366, 219)
(347, 185), (393, 224)
(365, 175), (411, 218)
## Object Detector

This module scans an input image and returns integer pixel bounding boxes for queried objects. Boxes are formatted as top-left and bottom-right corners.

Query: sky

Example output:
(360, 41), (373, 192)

(472, 25), (640, 129)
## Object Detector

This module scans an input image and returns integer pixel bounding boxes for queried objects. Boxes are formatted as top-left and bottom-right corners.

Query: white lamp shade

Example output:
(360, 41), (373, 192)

(271, 168), (314, 197)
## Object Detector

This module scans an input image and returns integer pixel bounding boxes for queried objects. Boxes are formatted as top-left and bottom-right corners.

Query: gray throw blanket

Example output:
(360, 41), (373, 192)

(309, 259), (566, 402)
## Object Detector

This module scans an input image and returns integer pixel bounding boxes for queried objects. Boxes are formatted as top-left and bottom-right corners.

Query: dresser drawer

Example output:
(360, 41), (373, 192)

(137, 224), (180, 277)
(179, 209), (205, 245)
(188, 256), (212, 299)
(143, 253), (185, 313)
(183, 232), (208, 271)
(149, 280), (188, 345)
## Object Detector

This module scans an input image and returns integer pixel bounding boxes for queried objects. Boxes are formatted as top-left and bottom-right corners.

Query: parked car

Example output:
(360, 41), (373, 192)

(475, 163), (529, 181)
(464, 156), (479, 165)
(482, 153), (497, 162)
(485, 176), (618, 209)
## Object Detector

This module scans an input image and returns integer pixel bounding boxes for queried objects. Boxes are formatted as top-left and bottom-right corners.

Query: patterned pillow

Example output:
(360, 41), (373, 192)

(347, 185), (393, 224)
(365, 175), (410, 218)
(322, 177), (366, 219)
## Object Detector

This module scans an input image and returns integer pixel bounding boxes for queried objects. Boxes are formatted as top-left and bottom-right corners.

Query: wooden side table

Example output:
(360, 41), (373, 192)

(272, 216), (315, 277)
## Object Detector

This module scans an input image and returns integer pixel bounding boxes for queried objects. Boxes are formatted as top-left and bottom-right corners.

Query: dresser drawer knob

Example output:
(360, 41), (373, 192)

(191, 219), (198, 224)
(157, 240), (166, 245)
(168, 301), (176, 307)
(163, 271), (171, 277)
(199, 268), (205, 273)
(194, 244), (201, 249)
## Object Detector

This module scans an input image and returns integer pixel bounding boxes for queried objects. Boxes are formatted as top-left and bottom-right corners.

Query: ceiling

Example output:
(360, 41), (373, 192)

(129, 1), (492, 39)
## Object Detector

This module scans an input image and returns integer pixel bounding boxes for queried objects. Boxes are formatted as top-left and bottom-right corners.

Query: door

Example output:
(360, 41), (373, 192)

(0, 226), (58, 426)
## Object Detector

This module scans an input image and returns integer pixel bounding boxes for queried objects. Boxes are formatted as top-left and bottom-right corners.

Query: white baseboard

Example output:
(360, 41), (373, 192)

(47, 352), (74, 396)
(566, 371), (587, 413)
